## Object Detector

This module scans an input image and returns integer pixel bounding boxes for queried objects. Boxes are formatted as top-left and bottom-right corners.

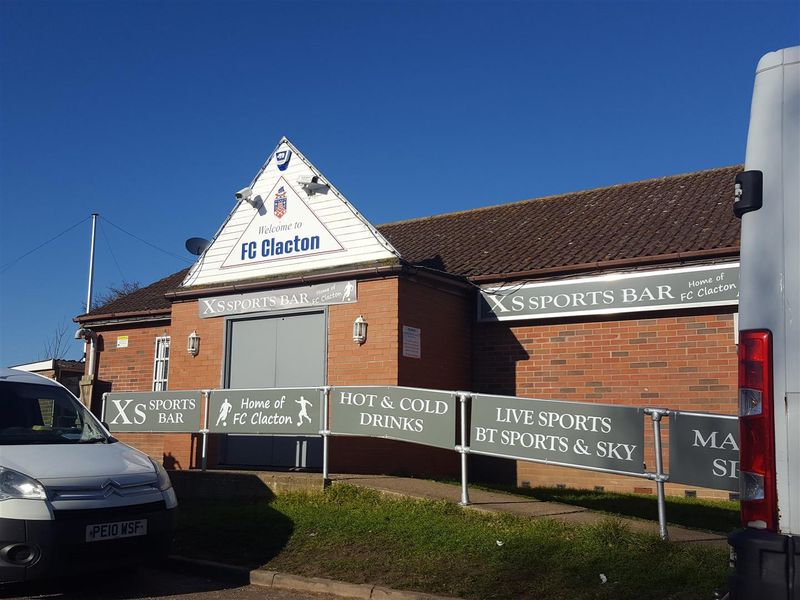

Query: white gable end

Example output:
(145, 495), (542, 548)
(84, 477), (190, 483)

(220, 177), (345, 268)
(183, 138), (399, 287)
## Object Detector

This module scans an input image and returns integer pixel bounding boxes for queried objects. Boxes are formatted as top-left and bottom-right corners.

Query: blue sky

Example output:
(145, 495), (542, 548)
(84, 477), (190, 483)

(0, 0), (798, 367)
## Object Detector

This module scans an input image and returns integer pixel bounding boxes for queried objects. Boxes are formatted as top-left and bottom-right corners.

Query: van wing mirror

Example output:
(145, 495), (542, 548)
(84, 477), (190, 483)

(734, 170), (763, 218)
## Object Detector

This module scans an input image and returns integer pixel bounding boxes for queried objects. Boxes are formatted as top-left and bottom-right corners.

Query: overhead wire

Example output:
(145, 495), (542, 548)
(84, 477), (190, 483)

(98, 219), (126, 281)
(101, 217), (194, 264)
(0, 216), (91, 274)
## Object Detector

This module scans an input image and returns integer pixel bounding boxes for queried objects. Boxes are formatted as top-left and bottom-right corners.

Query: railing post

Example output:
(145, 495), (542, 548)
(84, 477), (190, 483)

(458, 392), (471, 506)
(100, 392), (108, 424)
(645, 407), (670, 541)
(321, 386), (331, 483)
(200, 390), (210, 472)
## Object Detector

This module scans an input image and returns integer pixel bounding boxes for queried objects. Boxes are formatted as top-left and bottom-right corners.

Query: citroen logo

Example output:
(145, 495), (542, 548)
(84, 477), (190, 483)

(99, 479), (123, 497)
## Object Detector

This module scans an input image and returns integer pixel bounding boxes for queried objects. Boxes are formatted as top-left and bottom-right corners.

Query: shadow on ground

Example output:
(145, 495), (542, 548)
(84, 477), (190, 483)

(171, 472), (294, 569)
(1, 473), (293, 599)
(0, 565), (247, 599)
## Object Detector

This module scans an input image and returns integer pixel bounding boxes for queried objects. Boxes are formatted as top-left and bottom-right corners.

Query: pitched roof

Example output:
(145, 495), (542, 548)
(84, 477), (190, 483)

(78, 165), (740, 320)
(78, 269), (189, 318)
(377, 165), (741, 280)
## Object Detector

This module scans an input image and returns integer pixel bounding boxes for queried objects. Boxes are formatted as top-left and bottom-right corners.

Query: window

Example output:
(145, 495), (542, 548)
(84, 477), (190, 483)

(0, 381), (107, 445)
(152, 336), (170, 391)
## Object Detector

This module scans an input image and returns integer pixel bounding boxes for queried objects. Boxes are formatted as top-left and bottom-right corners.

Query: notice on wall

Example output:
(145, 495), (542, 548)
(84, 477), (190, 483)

(402, 326), (421, 359)
(329, 386), (456, 450)
(104, 391), (202, 433)
(470, 394), (645, 474)
(479, 263), (739, 322)
(668, 412), (739, 492)
(208, 388), (321, 435)
(116, 336), (129, 349)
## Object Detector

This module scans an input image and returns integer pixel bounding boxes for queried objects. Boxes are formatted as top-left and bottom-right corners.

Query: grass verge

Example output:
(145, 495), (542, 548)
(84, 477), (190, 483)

(471, 483), (740, 534)
(174, 485), (728, 599)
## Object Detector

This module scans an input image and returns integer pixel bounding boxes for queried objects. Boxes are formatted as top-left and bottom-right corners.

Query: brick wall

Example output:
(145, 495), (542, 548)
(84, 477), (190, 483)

(327, 278), (400, 386)
(94, 276), (471, 476)
(89, 278), (738, 496)
(113, 432), (198, 471)
(169, 300), (226, 390)
(92, 321), (171, 393)
(473, 310), (738, 497)
(326, 277), (470, 477)
(397, 278), (472, 390)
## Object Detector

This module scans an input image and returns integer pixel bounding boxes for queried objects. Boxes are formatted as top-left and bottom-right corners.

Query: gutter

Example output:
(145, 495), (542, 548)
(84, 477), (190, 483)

(166, 263), (405, 300)
(74, 308), (171, 325)
(166, 262), (472, 300)
(469, 247), (740, 284)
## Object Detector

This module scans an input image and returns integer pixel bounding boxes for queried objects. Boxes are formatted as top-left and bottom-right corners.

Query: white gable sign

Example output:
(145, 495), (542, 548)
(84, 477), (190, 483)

(222, 177), (344, 268)
(182, 138), (399, 288)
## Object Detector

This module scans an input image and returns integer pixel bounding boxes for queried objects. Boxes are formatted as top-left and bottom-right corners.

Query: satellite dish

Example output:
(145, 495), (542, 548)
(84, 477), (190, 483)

(185, 237), (211, 256)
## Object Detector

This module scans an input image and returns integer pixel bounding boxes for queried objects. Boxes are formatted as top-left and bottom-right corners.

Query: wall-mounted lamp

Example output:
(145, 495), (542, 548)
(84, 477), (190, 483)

(187, 330), (200, 357)
(353, 316), (367, 345)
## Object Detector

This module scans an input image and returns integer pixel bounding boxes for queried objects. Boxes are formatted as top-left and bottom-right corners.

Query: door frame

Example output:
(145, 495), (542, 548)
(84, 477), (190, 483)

(220, 306), (329, 389)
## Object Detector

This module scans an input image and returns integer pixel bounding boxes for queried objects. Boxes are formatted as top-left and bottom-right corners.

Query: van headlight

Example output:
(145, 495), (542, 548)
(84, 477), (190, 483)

(150, 459), (173, 492)
(0, 467), (46, 501)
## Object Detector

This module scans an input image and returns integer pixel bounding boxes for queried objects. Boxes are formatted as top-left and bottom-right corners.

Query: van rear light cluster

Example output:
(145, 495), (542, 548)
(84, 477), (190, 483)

(737, 330), (777, 531)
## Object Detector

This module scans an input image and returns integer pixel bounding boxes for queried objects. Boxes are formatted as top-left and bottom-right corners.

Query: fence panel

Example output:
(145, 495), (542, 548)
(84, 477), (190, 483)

(103, 390), (203, 433)
(207, 387), (322, 435)
(668, 411), (739, 492)
(329, 386), (457, 450)
(470, 393), (646, 475)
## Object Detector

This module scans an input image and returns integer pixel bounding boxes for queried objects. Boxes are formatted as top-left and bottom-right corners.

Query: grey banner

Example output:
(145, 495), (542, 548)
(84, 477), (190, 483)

(329, 386), (457, 450)
(104, 391), (203, 433)
(668, 412), (739, 491)
(470, 394), (645, 474)
(479, 264), (739, 322)
(208, 388), (321, 435)
(199, 280), (357, 318)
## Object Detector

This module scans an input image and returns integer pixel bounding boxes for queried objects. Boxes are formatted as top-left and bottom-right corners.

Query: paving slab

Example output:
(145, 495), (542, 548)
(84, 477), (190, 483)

(330, 474), (728, 547)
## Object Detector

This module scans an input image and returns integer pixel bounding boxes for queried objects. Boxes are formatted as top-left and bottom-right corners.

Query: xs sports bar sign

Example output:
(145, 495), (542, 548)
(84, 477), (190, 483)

(104, 391), (203, 432)
(479, 263), (739, 322)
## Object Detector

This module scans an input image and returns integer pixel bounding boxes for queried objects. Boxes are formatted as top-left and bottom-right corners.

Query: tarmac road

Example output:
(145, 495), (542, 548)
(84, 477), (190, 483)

(0, 566), (339, 600)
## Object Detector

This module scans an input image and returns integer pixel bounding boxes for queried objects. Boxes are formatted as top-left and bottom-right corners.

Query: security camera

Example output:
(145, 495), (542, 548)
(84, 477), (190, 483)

(235, 187), (253, 201)
(74, 328), (95, 340)
(297, 175), (329, 196)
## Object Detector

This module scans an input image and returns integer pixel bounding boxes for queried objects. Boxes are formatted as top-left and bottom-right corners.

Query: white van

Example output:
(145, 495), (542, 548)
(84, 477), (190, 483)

(0, 368), (177, 583)
(730, 46), (799, 599)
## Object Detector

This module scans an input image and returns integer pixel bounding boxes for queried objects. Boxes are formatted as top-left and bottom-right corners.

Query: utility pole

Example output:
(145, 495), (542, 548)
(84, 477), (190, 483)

(79, 213), (99, 408)
(86, 213), (98, 313)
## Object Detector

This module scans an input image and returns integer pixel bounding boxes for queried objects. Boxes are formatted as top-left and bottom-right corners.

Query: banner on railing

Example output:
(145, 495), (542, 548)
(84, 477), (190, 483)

(102, 387), (741, 495)
(329, 386), (457, 450)
(668, 412), (739, 492)
(470, 393), (646, 474)
(103, 390), (203, 433)
(207, 388), (322, 435)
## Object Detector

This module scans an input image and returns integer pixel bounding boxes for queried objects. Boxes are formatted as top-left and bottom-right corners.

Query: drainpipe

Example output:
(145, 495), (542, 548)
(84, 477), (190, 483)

(75, 327), (97, 409)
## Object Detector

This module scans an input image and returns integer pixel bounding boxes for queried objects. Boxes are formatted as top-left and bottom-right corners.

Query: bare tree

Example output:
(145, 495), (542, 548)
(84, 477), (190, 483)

(40, 321), (70, 360)
(89, 281), (141, 312)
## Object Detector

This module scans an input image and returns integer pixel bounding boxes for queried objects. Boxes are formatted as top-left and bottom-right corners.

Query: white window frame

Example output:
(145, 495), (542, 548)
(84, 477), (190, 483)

(152, 336), (170, 391)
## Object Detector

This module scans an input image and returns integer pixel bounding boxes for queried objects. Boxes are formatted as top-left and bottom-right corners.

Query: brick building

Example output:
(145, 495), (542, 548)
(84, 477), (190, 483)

(9, 359), (85, 398)
(75, 138), (740, 496)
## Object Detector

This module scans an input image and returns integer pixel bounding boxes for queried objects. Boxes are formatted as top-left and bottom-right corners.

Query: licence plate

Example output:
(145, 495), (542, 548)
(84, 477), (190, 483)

(85, 519), (147, 542)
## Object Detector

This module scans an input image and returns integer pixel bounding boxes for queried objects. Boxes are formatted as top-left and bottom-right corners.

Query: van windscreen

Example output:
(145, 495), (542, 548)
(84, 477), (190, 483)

(0, 382), (108, 445)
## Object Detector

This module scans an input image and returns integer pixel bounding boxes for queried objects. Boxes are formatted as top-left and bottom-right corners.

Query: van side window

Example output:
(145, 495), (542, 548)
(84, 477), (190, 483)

(152, 336), (170, 392)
